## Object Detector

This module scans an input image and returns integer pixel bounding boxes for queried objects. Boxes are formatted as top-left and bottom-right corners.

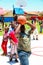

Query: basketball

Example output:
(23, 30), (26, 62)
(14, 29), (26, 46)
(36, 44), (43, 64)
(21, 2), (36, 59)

(17, 15), (26, 25)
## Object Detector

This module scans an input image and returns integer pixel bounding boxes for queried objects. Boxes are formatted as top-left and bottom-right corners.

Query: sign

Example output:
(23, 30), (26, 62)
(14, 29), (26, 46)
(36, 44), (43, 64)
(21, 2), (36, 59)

(13, 8), (24, 15)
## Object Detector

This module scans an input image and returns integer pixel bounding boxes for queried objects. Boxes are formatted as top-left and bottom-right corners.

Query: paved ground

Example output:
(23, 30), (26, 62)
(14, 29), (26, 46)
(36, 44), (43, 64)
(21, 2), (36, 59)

(0, 34), (43, 65)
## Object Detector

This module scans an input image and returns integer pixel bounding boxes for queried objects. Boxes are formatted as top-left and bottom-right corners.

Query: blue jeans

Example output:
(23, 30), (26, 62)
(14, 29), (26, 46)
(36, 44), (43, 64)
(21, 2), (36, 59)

(18, 51), (31, 65)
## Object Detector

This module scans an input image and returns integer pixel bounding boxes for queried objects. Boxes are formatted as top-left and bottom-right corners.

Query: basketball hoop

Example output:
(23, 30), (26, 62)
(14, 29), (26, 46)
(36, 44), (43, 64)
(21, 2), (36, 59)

(16, 0), (27, 8)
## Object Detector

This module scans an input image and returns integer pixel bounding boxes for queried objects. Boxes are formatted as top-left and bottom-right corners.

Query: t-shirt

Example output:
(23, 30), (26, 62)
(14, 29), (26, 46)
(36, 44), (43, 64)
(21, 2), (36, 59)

(8, 26), (14, 34)
(18, 30), (31, 52)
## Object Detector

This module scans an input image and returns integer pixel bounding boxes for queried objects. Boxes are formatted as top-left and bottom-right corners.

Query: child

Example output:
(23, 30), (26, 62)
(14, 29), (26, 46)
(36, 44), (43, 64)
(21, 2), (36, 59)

(1, 27), (9, 56)
(16, 15), (35, 65)
(32, 19), (38, 40)
(9, 30), (18, 62)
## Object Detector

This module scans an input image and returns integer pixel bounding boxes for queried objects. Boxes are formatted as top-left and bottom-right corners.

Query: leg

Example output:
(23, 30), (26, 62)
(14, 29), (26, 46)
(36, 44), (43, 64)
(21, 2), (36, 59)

(33, 30), (36, 40)
(14, 44), (18, 62)
(9, 54), (13, 62)
(18, 51), (29, 65)
(35, 29), (38, 40)
(33, 35), (35, 40)
(1, 41), (7, 55)
(40, 26), (42, 33)
(2, 22), (4, 30)
(4, 41), (8, 55)
(1, 41), (5, 55)
(9, 43), (14, 62)
(14, 54), (18, 62)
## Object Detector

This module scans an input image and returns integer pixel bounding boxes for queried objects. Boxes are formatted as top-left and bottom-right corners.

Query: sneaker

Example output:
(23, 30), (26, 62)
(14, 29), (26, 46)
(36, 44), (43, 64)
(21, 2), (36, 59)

(33, 38), (35, 40)
(1, 53), (5, 56)
(10, 58), (12, 62)
(15, 59), (18, 62)
(36, 38), (38, 40)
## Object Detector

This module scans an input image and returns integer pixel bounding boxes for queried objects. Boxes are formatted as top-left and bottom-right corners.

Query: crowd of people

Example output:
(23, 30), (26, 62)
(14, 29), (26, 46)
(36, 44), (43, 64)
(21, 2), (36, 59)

(0, 15), (37, 65)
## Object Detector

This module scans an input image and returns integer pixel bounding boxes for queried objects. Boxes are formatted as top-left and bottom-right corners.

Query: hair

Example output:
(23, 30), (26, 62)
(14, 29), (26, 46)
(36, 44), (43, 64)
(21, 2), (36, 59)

(5, 24), (7, 27)
(5, 27), (9, 33)
(14, 15), (18, 21)
(20, 25), (25, 33)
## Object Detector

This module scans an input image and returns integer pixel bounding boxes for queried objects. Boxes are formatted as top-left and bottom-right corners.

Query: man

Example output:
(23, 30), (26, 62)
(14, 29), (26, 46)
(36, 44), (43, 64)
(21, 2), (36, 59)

(40, 20), (43, 33)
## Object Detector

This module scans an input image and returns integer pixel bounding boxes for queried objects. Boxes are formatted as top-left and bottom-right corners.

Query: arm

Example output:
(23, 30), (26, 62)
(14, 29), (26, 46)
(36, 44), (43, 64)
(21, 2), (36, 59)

(10, 39), (15, 45)
(15, 24), (21, 34)
(26, 21), (36, 34)
(26, 21), (36, 30)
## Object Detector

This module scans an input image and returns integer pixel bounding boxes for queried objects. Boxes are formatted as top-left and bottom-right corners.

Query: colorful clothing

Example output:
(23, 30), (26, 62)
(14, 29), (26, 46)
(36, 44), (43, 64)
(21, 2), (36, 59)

(9, 31), (18, 54)
(18, 30), (31, 65)
(9, 31), (18, 44)
(1, 32), (8, 54)
(18, 30), (31, 52)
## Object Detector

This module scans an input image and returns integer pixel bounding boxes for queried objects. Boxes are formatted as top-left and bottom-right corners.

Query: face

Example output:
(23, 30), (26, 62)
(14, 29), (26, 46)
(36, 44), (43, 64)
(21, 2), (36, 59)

(11, 21), (15, 28)
(11, 21), (19, 30)
(5, 28), (9, 33)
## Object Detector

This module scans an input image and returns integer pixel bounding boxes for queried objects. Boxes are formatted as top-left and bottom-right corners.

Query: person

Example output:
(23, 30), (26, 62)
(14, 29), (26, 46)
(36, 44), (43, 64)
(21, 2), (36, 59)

(1, 27), (9, 56)
(9, 30), (18, 62)
(8, 21), (15, 34)
(32, 19), (38, 40)
(0, 20), (2, 31)
(14, 15), (35, 65)
(8, 15), (18, 34)
(40, 20), (43, 33)
(1, 15), (4, 30)
(8, 16), (19, 62)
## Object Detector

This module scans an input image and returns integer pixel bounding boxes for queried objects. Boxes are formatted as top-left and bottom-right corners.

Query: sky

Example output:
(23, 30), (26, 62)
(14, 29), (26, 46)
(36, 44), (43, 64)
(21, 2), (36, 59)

(0, 0), (43, 12)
